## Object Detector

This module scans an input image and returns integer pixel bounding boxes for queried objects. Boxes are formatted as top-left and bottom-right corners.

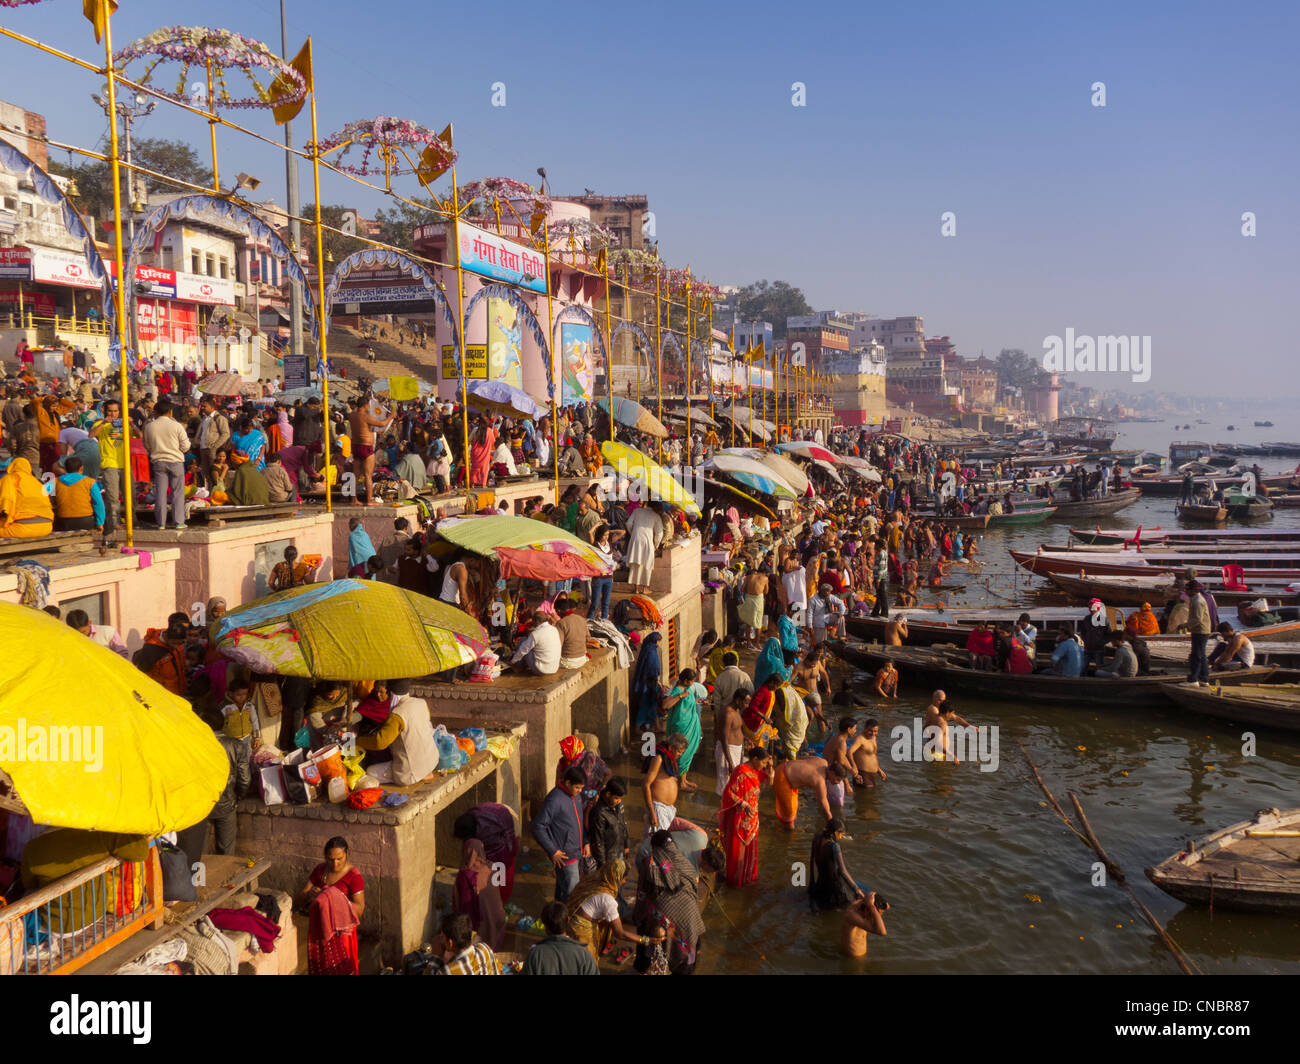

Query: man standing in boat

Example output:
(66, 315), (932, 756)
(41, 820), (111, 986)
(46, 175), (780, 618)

(1184, 579), (1213, 686)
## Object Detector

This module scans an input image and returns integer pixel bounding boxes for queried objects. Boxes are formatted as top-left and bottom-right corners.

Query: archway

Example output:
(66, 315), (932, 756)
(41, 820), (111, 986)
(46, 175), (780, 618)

(611, 320), (656, 399)
(0, 137), (117, 343)
(462, 283), (551, 397)
(126, 194), (319, 373)
(660, 330), (685, 397)
(323, 247), (459, 366)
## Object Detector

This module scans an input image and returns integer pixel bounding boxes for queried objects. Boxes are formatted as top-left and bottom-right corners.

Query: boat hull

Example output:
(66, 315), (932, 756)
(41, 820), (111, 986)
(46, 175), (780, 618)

(827, 641), (1275, 708)
(1161, 683), (1300, 733)
(1046, 487), (1142, 519)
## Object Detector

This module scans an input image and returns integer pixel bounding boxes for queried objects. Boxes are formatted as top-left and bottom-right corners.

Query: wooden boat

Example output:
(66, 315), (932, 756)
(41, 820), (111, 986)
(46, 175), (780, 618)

(1223, 494), (1274, 520)
(827, 641), (1275, 708)
(1009, 547), (1300, 581)
(1161, 682), (1300, 733)
(1146, 807), (1300, 914)
(987, 505), (1056, 526)
(1069, 526), (1300, 547)
(1272, 494), (1300, 508)
(846, 606), (1300, 648)
(1044, 486), (1142, 519)
(1041, 569), (1300, 607)
(1177, 502), (1227, 523)
(910, 512), (991, 529)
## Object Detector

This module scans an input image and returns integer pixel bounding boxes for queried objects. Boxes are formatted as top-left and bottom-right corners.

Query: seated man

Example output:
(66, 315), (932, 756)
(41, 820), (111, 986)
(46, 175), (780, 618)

(1209, 622), (1255, 671)
(53, 455), (105, 531)
(1095, 631), (1138, 678)
(554, 595), (597, 670)
(0, 457), (53, 538)
(510, 612), (561, 676)
(1049, 632), (1085, 677)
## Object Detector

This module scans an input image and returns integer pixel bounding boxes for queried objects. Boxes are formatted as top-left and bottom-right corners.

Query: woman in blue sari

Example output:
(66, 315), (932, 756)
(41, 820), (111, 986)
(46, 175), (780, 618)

(347, 517), (376, 577)
(753, 636), (790, 690)
(231, 415), (268, 472)
(630, 632), (663, 730)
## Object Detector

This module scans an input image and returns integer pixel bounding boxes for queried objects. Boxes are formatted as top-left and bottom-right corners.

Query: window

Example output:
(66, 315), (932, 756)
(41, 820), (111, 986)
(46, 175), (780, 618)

(219, 258), (228, 280)
(60, 591), (105, 627)
(191, 250), (201, 274)
(206, 254), (216, 277)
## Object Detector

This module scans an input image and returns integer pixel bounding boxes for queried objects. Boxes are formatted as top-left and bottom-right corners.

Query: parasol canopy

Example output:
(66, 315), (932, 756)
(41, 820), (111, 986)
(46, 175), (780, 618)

(466, 379), (545, 420)
(838, 455), (883, 483)
(196, 371), (251, 397)
(716, 448), (811, 496)
(704, 453), (799, 499)
(724, 405), (776, 434)
(778, 440), (840, 464)
(436, 514), (612, 579)
(812, 458), (845, 485)
(601, 440), (702, 517)
(214, 580), (487, 680)
(597, 397), (668, 438)
(372, 376), (433, 401)
(702, 476), (777, 519)
(278, 378), (360, 404)
(0, 605), (227, 835)
(664, 406), (720, 429)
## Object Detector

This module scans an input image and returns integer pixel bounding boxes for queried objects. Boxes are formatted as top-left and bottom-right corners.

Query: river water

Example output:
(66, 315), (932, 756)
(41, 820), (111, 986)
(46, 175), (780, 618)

(676, 416), (1300, 975)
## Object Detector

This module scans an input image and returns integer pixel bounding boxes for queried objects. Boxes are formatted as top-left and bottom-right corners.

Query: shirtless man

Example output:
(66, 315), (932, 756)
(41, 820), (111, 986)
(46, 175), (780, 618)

(791, 646), (831, 728)
(821, 717), (864, 809)
(848, 717), (887, 787)
(842, 892), (890, 958)
(349, 396), (392, 506)
(872, 661), (899, 699)
(883, 615), (909, 646)
(738, 566), (769, 649)
(714, 689), (747, 797)
(923, 696), (975, 764)
(642, 733), (703, 835)
(772, 754), (842, 827)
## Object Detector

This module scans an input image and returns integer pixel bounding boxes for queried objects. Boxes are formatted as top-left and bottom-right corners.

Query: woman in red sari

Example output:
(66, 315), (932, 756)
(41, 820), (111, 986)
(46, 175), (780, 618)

(299, 836), (365, 974)
(719, 748), (771, 888)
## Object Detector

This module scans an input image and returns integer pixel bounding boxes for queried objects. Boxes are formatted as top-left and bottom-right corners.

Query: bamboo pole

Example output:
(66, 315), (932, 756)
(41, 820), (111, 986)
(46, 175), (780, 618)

(205, 60), (220, 191)
(448, 155), (471, 504)
(542, 213), (559, 505)
(101, 2), (135, 547)
(306, 62), (332, 515)
(601, 256), (614, 440)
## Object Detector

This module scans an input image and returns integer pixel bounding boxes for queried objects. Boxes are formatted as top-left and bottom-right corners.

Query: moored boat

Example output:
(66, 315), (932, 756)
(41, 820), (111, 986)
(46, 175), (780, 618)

(1146, 807), (1300, 914)
(1069, 526), (1300, 547)
(987, 505), (1056, 526)
(827, 640), (1275, 708)
(1045, 486), (1142, 519)
(1161, 682), (1300, 733)
(1009, 547), (1300, 581)
(1176, 502), (1227, 523)
(1040, 569), (1300, 607)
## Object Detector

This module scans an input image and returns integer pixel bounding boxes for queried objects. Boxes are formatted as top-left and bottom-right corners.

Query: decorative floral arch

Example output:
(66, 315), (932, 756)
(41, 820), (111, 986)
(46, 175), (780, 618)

(322, 248), (458, 363)
(461, 284), (552, 397)
(126, 195), (319, 349)
(0, 137), (117, 345)
(314, 117), (456, 178)
(611, 321), (658, 395)
(551, 304), (607, 366)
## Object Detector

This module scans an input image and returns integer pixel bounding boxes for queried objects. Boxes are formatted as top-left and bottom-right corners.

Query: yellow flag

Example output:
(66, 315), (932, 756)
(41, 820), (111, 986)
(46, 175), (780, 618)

(84, 0), (117, 43)
(271, 38), (313, 125)
(387, 376), (420, 402)
(437, 123), (453, 146)
(595, 248), (607, 273)
(530, 211), (546, 236)
(417, 143), (451, 185)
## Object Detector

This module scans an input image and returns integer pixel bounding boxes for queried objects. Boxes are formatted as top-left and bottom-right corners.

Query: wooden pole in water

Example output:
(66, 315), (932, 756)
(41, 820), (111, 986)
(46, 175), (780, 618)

(1068, 791), (1199, 977)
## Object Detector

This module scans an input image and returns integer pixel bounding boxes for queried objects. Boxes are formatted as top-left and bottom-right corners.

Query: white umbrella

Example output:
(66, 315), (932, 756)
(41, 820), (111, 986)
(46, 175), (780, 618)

(715, 448), (811, 496)
(812, 458), (845, 485)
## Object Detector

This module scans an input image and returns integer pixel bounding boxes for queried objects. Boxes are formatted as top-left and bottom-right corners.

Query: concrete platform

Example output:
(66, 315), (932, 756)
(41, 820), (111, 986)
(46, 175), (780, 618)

(234, 719), (525, 967)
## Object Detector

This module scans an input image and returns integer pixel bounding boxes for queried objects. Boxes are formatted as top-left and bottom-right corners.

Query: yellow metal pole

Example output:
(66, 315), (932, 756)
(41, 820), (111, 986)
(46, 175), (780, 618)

(543, 214), (559, 506)
(448, 157), (472, 504)
(684, 270), (692, 453)
(707, 298), (714, 423)
(206, 60), (220, 191)
(654, 267), (663, 462)
(307, 73), (332, 514)
(102, 3), (135, 547)
(601, 256), (613, 440)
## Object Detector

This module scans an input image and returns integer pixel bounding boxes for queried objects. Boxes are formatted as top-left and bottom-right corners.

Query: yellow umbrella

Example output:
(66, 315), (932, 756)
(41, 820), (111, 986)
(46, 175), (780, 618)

(601, 440), (702, 517)
(0, 605), (227, 835)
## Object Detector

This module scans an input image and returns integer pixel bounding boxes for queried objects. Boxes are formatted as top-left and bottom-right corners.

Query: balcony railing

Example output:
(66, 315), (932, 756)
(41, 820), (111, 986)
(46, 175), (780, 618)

(0, 847), (163, 975)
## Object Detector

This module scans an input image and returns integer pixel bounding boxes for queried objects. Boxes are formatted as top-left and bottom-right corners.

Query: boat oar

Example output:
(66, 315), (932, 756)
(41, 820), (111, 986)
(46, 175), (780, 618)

(1067, 791), (1200, 977)
(1017, 742), (1088, 845)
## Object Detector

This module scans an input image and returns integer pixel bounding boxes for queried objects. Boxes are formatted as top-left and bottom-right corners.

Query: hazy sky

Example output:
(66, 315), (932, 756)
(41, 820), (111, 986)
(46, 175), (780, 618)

(2, 0), (1296, 397)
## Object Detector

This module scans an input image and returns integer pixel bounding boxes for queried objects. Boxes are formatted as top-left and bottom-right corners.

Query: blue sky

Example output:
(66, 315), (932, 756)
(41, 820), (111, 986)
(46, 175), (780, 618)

(2, 0), (1297, 397)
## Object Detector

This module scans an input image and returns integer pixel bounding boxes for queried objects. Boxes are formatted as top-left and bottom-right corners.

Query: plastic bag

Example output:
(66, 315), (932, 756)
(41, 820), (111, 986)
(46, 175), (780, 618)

(433, 724), (467, 771)
(469, 650), (498, 684)
(458, 726), (487, 752)
(342, 751), (367, 790)
(293, 724), (311, 750)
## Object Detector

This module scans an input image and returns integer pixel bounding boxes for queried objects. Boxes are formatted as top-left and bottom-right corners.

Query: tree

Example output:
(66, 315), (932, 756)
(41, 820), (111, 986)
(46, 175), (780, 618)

(734, 279), (813, 339)
(302, 204), (362, 268)
(50, 137), (213, 225)
(995, 347), (1039, 393)
(372, 196), (439, 253)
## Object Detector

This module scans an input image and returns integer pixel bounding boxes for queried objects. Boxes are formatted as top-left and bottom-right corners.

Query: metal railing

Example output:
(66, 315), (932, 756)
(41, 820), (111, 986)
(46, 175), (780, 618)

(0, 846), (163, 975)
(3, 312), (111, 336)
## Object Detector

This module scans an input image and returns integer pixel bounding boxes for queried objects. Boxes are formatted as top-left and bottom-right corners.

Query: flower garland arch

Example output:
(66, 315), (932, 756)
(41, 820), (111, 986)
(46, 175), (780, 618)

(313, 117), (456, 177)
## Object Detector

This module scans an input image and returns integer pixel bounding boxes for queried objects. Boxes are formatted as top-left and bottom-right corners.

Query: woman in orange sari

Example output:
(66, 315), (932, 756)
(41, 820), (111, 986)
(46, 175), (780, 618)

(719, 747), (771, 887)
